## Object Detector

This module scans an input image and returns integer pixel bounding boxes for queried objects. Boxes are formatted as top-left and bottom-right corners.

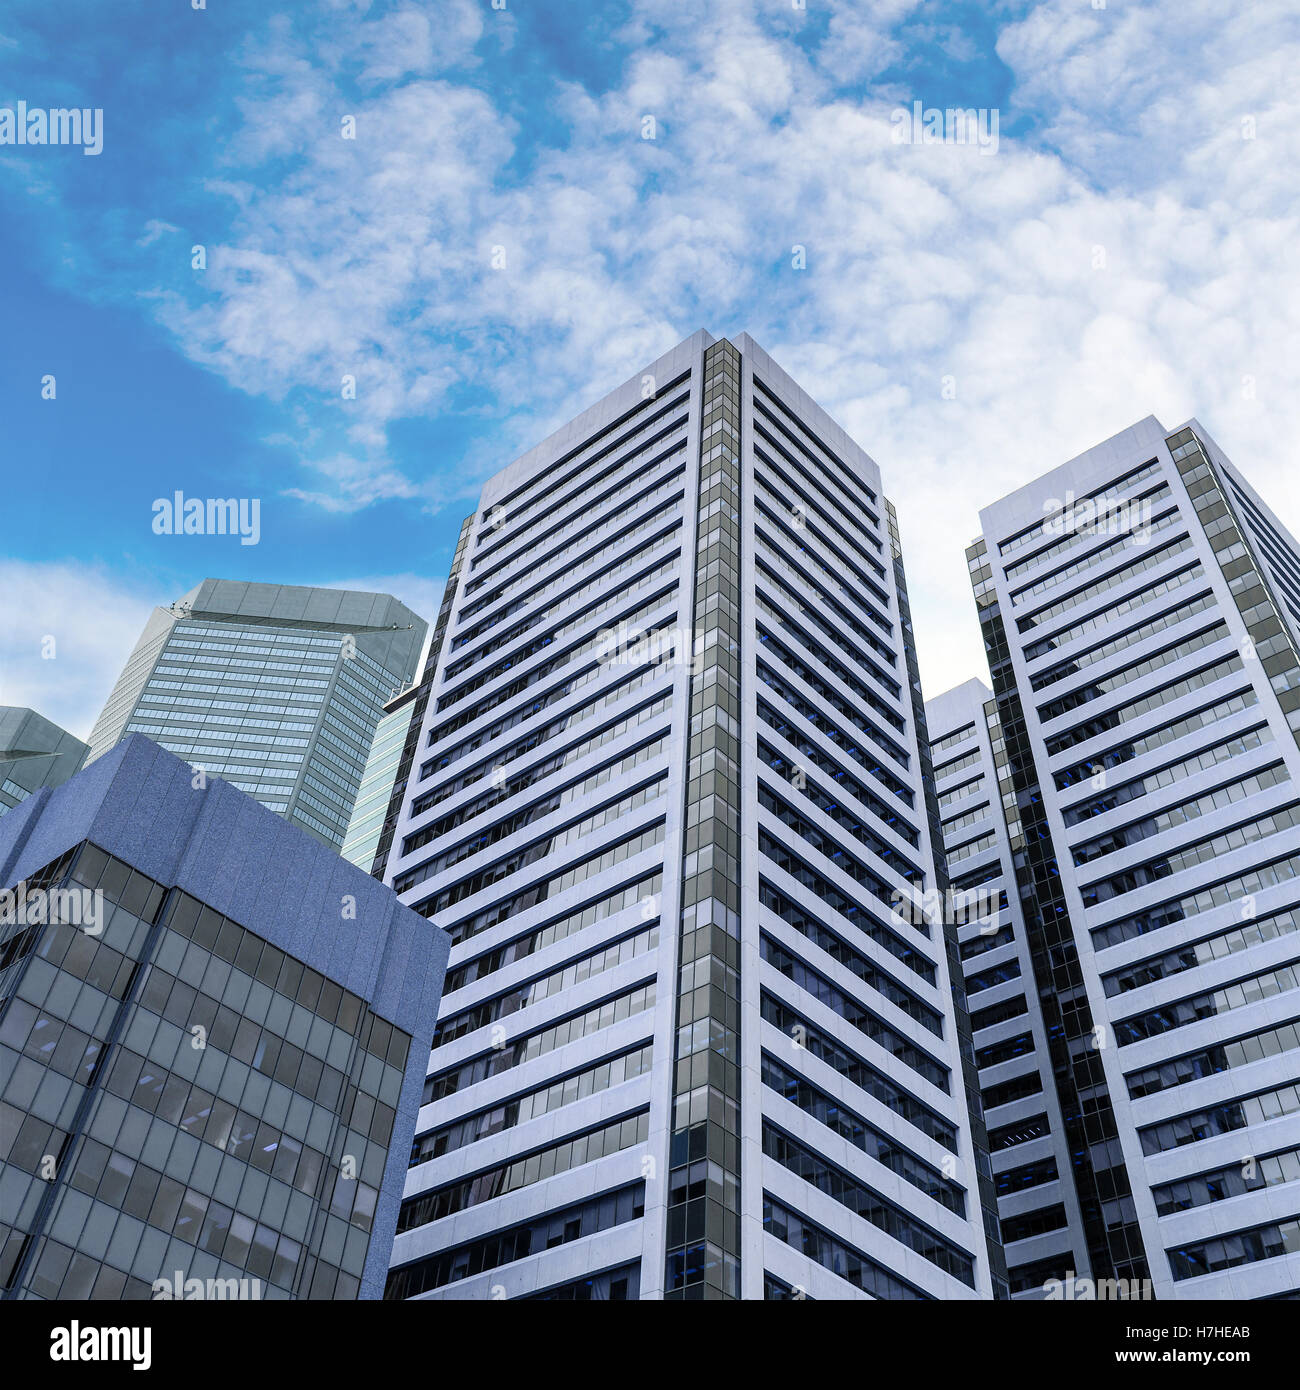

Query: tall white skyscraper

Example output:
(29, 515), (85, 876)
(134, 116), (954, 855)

(381, 331), (1007, 1301)
(963, 416), (1300, 1300)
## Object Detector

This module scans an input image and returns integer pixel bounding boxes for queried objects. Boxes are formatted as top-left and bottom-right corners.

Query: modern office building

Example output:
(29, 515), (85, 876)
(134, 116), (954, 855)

(964, 415), (1300, 1300)
(341, 691), (422, 874)
(343, 524), (474, 879)
(85, 580), (427, 851)
(380, 330), (1007, 1301)
(0, 708), (89, 819)
(925, 679), (1095, 1297)
(0, 734), (448, 1301)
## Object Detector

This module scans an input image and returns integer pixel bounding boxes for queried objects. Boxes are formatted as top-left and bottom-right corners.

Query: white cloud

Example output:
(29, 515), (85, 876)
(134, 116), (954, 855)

(138, 218), (179, 247)
(0, 561), (158, 742)
(16, 0), (1300, 707)
(347, 1), (485, 84)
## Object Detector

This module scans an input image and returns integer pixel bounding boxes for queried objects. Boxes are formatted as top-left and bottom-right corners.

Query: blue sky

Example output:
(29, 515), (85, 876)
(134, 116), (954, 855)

(3, 0), (1299, 739)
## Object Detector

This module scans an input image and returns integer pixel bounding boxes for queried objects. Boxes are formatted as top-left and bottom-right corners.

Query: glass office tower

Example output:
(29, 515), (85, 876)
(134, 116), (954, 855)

(85, 580), (427, 851)
(0, 734), (448, 1300)
(965, 416), (1300, 1299)
(0, 708), (88, 819)
(341, 693), (421, 873)
(925, 679), (1095, 1297)
(381, 330), (1006, 1301)
(343, 522), (476, 878)
(352, 520), (476, 884)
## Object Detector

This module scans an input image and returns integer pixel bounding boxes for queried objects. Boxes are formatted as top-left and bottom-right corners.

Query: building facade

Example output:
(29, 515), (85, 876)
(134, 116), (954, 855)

(0, 708), (88, 820)
(381, 330), (1006, 1301)
(925, 679), (1095, 1296)
(85, 580), (427, 851)
(344, 520), (475, 880)
(0, 734), (448, 1301)
(964, 416), (1300, 1299)
(341, 691), (422, 873)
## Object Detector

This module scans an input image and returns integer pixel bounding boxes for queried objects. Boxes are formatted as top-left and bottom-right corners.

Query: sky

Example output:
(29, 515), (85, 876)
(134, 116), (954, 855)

(2, 0), (1299, 742)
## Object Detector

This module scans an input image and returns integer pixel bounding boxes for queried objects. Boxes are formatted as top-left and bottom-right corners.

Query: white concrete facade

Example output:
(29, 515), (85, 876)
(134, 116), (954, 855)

(966, 416), (1300, 1300)
(383, 331), (1004, 1300)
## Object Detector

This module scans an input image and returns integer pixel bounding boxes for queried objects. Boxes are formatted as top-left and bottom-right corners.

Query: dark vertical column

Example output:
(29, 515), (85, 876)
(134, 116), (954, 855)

(1167, 428), (1300, 749)
(966, 538), (1150, 1287)
(664, 339), (743, 1300)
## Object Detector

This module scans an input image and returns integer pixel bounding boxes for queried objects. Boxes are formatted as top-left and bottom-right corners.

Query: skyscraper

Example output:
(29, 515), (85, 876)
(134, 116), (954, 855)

(925, 679), (1095, 1297)
(964, 416), (1300, 1300)
(343, 520), (474, 879)
(380, 330), (1006, 1301)
(341, 690), (423, 874)
(85, 580), (427, 851)
(0, 734), (448, 1301)
(0, 708), (88, 819)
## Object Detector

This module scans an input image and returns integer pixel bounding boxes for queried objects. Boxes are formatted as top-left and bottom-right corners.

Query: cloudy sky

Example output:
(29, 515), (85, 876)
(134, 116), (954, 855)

(3, 0), (1298, 741)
